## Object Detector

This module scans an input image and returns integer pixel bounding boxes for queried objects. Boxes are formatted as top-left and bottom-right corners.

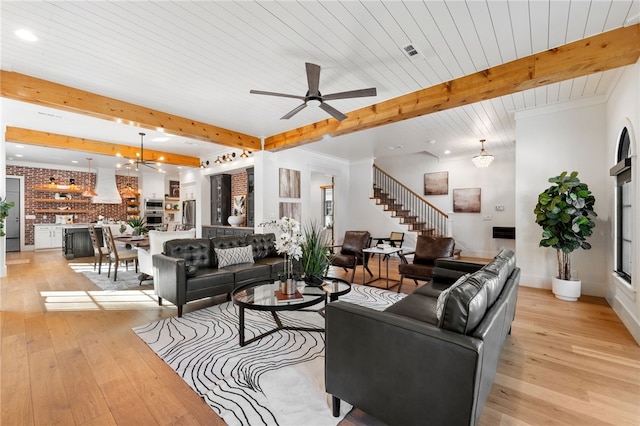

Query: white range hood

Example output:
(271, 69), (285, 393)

(91, 168), (123, 204)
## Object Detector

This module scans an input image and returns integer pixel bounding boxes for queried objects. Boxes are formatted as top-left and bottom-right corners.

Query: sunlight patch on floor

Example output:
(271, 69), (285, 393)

(41, 289), (160, 311)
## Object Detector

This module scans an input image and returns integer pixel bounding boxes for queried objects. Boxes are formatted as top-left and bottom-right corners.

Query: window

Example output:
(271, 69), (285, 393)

(610, 127), (632, 283)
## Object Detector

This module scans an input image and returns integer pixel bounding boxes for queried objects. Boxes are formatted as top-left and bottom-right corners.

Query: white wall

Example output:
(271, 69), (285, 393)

(374, 150), (516, 256)
(254, 149), (349, 242)
(514, 97), (610, 296)
(605, 61), (640, 343)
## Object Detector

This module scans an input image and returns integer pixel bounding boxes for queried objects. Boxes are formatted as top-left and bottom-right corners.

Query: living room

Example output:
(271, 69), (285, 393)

(1, 1), (640, 425)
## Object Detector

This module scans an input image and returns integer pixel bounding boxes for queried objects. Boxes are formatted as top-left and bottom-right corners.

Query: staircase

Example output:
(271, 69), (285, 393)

(371, 165), (450, 238)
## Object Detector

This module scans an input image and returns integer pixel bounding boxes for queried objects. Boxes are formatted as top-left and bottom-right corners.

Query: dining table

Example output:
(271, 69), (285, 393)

(114, 235), (150, 249)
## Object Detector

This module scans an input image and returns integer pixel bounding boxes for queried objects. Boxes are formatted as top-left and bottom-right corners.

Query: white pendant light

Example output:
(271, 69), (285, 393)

(472, 139), (494, 168)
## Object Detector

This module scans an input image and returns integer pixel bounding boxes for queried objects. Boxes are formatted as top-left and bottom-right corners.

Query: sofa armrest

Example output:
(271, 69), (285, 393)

(325, 301), (483, 426)
(136, 247), (152, 277)
(152, 253), (187, 305)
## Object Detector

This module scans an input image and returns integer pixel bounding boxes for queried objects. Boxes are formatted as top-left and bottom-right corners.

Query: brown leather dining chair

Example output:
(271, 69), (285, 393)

(87, 224), (109, 274)
(397, 235), (455, 293)
(102, 226), (139, 281)
(328, 230), (373, 283)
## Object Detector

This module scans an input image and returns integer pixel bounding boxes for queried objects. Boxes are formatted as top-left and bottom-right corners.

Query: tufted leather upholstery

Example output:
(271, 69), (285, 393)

(326, 249), (520, 426)
(153, 233), (285, 317)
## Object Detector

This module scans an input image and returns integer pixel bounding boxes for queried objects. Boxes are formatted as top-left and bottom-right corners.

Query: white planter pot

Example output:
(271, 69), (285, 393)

(227, 215), (244, 227)
(552, 277), (581, 301)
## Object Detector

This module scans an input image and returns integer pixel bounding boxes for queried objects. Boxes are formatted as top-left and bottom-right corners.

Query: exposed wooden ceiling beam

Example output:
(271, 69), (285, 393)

(264, 24), (640, 151)
(0, 71), (261, 152)
(5, 126), (201, 168)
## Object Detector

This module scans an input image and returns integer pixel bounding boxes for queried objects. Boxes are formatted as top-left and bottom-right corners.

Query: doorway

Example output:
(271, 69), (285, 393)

(5, 178), (20, 252)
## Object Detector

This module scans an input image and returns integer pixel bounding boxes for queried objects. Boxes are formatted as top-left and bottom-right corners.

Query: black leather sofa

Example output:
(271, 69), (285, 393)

(325, 249), (519, 425)
(153, 233), (285, 317)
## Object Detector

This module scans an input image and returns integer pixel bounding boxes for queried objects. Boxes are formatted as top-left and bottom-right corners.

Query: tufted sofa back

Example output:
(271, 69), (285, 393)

(163, 238), (213, 268)
(246, 233), (278, 259)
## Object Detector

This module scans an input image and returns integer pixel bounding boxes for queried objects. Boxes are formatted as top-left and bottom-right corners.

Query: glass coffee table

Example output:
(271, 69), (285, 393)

(232, 277), (351, 346)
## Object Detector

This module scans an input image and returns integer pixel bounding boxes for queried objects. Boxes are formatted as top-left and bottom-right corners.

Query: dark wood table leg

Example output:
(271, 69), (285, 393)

(332, 395), (340, 417)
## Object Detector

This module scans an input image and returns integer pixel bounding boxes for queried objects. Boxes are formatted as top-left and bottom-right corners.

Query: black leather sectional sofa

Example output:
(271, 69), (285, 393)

(152, 233), (285, 317)
(325, 249), (519, 425)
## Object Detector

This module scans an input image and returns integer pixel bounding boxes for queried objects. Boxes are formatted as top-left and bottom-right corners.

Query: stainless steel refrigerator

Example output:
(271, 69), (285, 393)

(182, 200), (196, 229)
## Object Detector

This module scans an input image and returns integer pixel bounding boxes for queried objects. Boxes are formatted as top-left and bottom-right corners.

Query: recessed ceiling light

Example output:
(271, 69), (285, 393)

(71, 160), (78, 163)
(387, 145), (404, 150)
(444, 150), (451, 155)
(15, 154), (23, 158)
(152, 137), (170, 142)
(16, 145), (24, 149)
(15, 29), (38, 42)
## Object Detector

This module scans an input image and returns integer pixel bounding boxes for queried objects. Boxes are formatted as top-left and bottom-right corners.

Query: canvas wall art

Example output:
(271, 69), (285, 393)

(453, 188), (481, 213)
(424, 171), (448, 195)
(279, 168), (301, 198)
(233, 195), (246, 216)
(279, 202), (301, 222)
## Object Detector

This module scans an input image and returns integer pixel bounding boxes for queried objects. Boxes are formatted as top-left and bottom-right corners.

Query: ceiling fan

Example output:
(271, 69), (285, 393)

(250, 62), (377, 121)
(116, 132), (164, 172)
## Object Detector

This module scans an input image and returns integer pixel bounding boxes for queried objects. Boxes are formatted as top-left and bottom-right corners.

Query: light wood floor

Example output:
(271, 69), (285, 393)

(1, 250), (639, 425)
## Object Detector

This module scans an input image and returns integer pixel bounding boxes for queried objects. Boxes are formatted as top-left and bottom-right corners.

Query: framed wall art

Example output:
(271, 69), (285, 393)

(279, 202), (301, 222)
(453, 188), (481, 213)
(424, 171), (448, 195)
(233, 195), (246, 216)
(169, 180), (180, 198)
(279, 168), (301, 198)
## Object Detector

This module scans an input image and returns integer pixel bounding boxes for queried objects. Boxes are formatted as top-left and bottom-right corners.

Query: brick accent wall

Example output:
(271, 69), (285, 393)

(231, 172), (248, 227)
(7, 165), (138, 246)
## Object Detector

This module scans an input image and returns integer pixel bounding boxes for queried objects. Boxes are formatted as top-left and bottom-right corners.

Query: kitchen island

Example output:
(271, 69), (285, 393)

(61, 224), (102, 259)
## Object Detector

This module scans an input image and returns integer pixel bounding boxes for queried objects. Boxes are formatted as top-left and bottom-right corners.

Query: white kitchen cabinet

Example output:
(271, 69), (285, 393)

(34, 225), (64, 249)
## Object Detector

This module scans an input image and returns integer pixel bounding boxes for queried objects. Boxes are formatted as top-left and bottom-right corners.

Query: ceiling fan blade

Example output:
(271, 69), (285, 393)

(322, 87), (377, 101)
(319, 102), (347, 121)
(305, 62), (321, 96)
(281, 103), (308, 120)
(250, 90), (306, 100)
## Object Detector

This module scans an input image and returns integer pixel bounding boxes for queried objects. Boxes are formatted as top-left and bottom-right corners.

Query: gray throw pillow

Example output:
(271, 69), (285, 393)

(215, 245), (255, 268)
(436, 274), (469, 326)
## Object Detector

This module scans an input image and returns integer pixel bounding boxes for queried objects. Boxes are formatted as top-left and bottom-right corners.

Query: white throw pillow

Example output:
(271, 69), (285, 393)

(436, 274), (469, 325)
(215, 245), (255, 268)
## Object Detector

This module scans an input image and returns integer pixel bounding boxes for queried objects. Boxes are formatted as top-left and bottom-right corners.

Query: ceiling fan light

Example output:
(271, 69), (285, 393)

(307, 99), (321, 107)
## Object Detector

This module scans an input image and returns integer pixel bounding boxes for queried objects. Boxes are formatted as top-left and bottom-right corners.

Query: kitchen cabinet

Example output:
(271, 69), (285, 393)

(210, 174), (231, 226)
(202, 225), (254, 238)
(246, 167), (255, 227)
(34, 224), (64, 249)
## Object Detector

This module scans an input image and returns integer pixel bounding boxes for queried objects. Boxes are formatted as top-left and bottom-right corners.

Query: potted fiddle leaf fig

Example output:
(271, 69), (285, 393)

(0, 197), (15, 237)
(533, 171), (597, 301)
(300, 221), (333, 286)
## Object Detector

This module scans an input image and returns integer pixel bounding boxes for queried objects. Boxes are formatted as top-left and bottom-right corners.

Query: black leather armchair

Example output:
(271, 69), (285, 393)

(328, 230), (372, 283)
(397, 235), (455, 293)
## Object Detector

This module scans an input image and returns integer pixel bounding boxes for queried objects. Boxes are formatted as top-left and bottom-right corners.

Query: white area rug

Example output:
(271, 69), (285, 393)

(133, 284), (405, 426)
(69, 261), (151, 291)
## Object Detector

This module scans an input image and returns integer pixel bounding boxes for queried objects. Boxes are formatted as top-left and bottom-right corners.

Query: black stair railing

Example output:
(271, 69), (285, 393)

(372, 164), (449, 237)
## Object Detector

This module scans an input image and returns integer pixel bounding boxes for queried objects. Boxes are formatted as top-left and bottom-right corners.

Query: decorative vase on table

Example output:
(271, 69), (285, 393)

(228, 215), (244, 227)
(261, 217), (304, 295)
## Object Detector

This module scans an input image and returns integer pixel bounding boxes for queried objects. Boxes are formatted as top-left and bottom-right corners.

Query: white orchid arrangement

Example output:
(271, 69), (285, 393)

(261, 216), (305, 280)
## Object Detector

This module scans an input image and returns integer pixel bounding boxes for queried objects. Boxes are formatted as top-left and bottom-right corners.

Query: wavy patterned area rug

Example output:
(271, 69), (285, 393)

(133, 284), (405, 426)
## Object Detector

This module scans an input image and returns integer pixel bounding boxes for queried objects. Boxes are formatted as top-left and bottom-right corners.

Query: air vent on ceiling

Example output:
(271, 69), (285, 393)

(402, 43), (420, 58)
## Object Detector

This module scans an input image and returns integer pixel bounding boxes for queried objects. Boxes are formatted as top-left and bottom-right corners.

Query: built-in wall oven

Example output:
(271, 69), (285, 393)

(143, 198), (164, 230)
